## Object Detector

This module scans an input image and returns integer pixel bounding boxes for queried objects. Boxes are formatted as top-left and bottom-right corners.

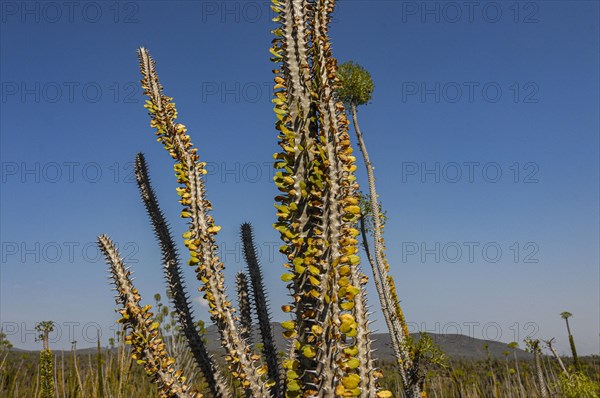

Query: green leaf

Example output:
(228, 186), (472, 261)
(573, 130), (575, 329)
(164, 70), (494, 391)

(302, 345), (316, 358)
(281, 321), (295, 330)
(345, 358), (360, 369)
(280, 273), (294, 282)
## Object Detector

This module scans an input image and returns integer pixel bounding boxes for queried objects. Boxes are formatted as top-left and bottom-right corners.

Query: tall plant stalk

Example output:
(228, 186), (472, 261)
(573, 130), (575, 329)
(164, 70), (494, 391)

(350, 91), (421, 397)
(560, 312), (580, 371)
(235, 272), (254, 345)
(134, 153), (230, 398)
(36, 321), (55, 398)
(240, 223), (282, 397)
(98, 235), (201, 398)
(335, 58), (439, 397)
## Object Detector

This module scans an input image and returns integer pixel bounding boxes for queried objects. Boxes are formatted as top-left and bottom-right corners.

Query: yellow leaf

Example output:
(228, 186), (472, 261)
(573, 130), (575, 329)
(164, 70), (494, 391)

(342, 374), (360, 389)
(281, 321), (295, 330)
(281, 273), (294, 282)
(269, 47), (282, 58)
(287, 380), (300, 391)
(302, 345), (316, 358)
(149, 322), (160, 331)
(311, 325), (323, 335)
(344, 205), (361, 214)
(339, 265), (351, 276)
(207, 225), (221, 234)
(345, 358), (360, 369)
(282, 359), (295, 369)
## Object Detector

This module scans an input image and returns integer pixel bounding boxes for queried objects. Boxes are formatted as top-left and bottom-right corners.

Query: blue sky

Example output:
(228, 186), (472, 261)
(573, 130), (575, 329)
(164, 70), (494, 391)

(1, 1), (598, 356)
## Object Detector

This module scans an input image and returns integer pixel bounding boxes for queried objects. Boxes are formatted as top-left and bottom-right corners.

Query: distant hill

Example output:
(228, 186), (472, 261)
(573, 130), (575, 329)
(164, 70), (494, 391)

(9, 323), (532, 360)
(202, 323), (533, 361)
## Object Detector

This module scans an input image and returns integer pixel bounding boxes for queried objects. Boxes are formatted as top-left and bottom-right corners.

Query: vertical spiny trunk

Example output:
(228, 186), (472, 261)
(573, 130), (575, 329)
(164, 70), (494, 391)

(98, 235), (202, 398)
(272, 0), (380, 395)
(40, 349), (55, 398)
(271, 0), (335, 394)
(134, 153), (230, 398)
(564, 319), (580, 371)
(235, 272), (254, 345)
(350, 101), (417, 397)
(313, 2), (382, 396)
(568, 334), (580, 370)
(240, 223), (283, 397)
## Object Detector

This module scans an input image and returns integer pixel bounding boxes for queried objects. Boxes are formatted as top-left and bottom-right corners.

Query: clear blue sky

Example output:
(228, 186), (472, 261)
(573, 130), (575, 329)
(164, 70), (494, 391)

(1, 1), (598, 356)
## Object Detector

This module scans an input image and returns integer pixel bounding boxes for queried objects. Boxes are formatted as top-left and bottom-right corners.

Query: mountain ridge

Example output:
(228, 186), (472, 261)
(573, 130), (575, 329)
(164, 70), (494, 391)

(7, 323), (534, 360)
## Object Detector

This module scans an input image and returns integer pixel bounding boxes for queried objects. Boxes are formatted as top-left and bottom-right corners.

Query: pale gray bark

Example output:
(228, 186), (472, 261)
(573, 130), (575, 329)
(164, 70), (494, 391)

(350, 103), (419, 397)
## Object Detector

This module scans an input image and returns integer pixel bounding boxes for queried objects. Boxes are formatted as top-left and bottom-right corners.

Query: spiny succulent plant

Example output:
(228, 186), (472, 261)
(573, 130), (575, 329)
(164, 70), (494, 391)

(240, 223), (283, 397)
(39, 349), (55, 398)
(560, 311), (581, 372)
(134, 153), (230, 398)
(98, 235), (201, 398)
(236, 272), (254, 345)
(269, 1), (382, 396)
(36, 321), (56, 398)
(336, 60), (420, 396)
(97, 1), (414, 397)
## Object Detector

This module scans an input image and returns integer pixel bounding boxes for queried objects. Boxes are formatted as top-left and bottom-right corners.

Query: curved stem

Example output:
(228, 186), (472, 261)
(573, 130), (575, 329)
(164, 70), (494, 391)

(350, 103), (417, 395)
(134, 153), (230, 398)
(98, 235), (202, 398)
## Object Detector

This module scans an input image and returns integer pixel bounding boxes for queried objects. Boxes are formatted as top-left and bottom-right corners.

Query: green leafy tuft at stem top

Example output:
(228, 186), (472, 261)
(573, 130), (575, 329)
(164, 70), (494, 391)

(336, 61), (374, 107)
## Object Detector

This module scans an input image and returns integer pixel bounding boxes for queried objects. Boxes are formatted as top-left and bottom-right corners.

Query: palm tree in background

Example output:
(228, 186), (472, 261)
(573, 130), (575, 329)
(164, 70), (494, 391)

(560, 311), (580, 371)
(35, 321), (56, 398)
(35, 321), (55, 351)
